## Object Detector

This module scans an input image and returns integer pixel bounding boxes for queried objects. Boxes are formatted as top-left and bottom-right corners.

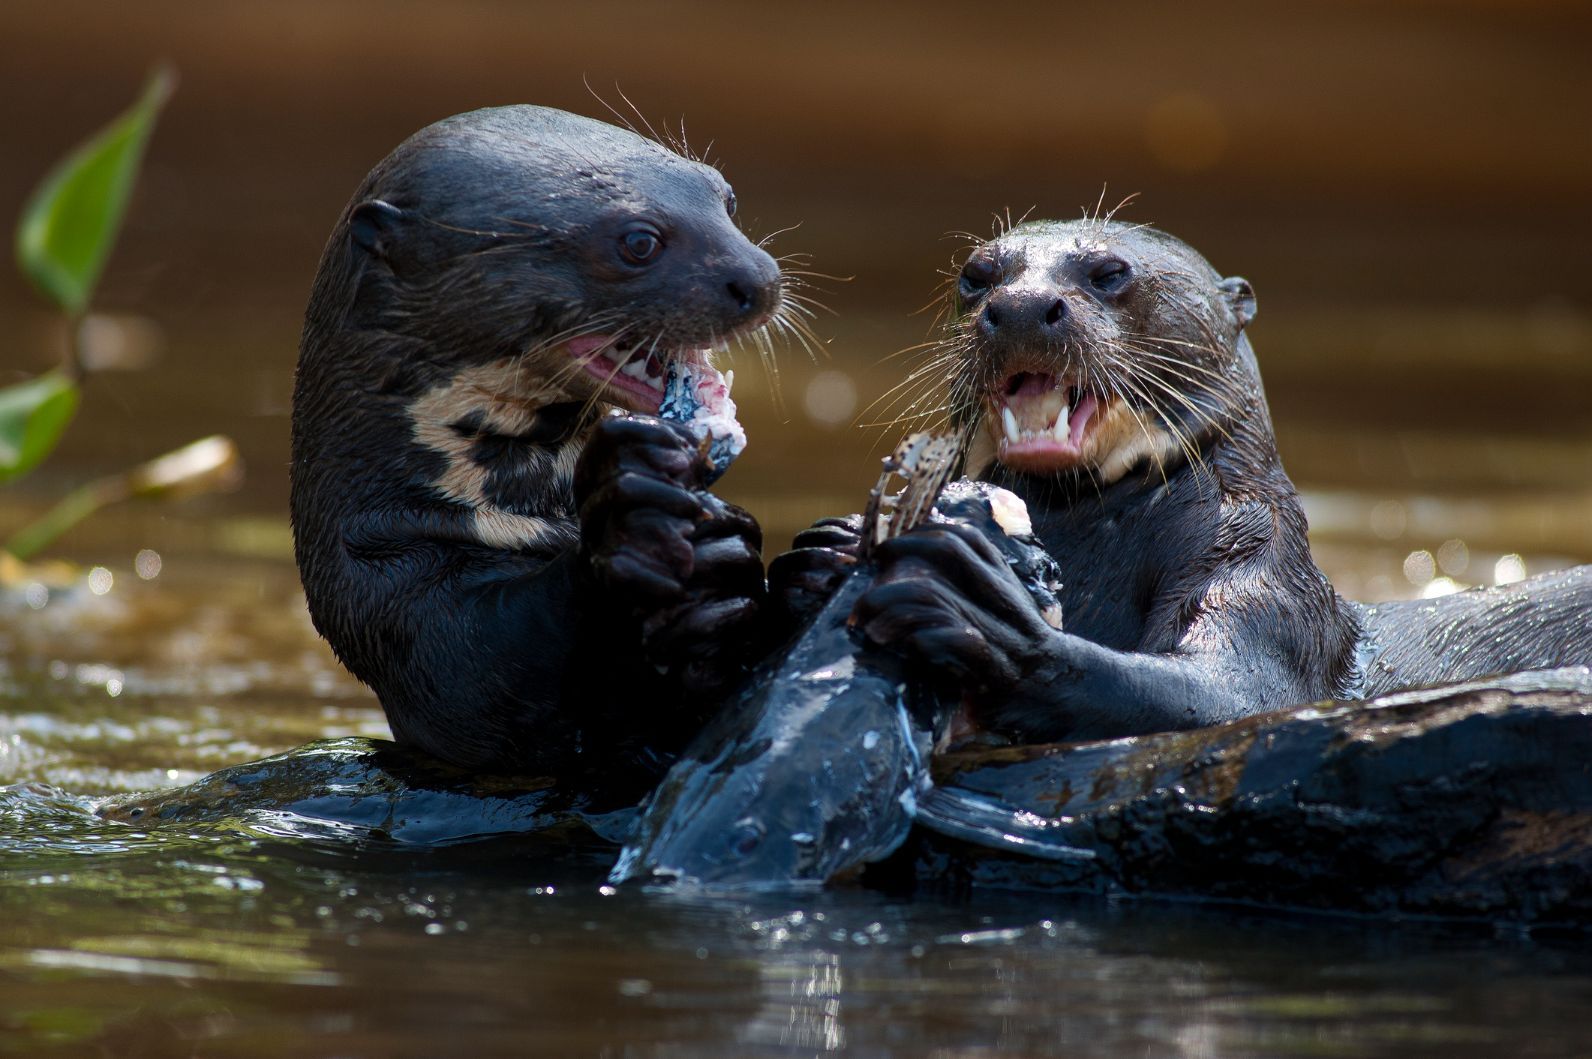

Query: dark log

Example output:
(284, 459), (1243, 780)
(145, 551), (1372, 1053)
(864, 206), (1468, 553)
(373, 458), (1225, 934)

(913, 668), (1592, 924)
(97, 737), (633, 854)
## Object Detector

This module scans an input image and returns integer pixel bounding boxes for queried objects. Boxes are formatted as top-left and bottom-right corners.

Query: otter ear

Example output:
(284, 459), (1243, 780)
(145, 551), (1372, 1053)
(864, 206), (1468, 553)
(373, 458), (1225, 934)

(348, 199), (407, 262)
(1219, 276), (1256, 330)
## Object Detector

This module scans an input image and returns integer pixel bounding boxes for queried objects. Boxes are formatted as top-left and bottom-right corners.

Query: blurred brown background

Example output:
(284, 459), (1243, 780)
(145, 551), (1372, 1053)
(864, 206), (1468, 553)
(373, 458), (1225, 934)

(3, 0), (1590, 597)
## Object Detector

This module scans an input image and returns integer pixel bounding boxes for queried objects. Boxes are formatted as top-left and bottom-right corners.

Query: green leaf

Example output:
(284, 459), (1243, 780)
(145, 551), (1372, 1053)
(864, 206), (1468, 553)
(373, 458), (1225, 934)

(0, 371), (81, 483)
(14, 66), (174, 316)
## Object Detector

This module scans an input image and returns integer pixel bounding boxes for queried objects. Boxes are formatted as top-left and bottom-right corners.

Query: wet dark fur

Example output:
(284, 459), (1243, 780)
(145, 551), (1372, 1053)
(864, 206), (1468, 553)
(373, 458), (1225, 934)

(781, 219), (1592, 743)
(975, 336), (1361, 737)
(291, 106), (778, 777)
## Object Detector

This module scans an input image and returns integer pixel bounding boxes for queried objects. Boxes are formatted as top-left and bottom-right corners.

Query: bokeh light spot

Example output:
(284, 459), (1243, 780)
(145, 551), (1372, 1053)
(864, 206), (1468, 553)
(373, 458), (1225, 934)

(1435, 539), (1469, 577)
(803, 370), (858, 429)
(135, 549), (163, 580)
(1494, 554), (1527, 585)
(1369, 501), (1407, 541)
(1402, 550), (1436, 586)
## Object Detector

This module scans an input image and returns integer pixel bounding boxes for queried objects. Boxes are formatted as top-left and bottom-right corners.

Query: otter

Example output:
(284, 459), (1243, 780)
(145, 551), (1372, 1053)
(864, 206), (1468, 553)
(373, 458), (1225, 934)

(773, 218), (1592, 743)
(291, 106), (781, 778)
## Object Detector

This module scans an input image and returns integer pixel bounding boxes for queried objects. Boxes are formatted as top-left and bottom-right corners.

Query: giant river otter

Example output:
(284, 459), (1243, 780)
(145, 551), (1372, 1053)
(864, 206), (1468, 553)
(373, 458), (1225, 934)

(773, 218), (1592, 743)
(291, 106), (782, 778)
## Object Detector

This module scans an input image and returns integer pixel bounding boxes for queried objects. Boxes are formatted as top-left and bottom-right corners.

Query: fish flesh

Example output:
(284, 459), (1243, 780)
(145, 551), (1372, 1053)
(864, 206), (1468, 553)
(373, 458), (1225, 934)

(657, 361), (745, 484)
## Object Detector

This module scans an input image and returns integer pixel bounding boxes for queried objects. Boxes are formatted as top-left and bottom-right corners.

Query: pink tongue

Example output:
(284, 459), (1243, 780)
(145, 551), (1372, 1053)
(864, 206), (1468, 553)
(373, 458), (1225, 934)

(1015, 373), (1055, 397)
(566, 335), (612, 358)
(1070, 392), (1100, 446)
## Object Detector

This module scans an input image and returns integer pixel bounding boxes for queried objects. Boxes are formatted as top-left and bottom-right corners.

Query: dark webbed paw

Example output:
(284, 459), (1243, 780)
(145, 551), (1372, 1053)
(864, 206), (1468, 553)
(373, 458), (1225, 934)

(575, 413), (767, 693)
(575, 415), (703, 601)
(767, 514), (865, 634)
(853, 520), (1059, 705)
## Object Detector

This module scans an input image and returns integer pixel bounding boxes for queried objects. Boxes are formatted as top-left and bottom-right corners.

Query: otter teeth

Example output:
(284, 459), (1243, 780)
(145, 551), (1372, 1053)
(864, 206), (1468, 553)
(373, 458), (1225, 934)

(1000, 399), (1077, 445)
(619, 355), (666, 391)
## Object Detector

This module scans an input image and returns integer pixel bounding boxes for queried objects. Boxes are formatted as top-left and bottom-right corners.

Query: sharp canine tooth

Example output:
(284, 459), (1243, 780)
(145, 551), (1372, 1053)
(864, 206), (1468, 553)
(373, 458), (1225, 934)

(724, 369), (734, 394)
(1001, 406), (1020, 443)
(1054, 402), (1071, 441)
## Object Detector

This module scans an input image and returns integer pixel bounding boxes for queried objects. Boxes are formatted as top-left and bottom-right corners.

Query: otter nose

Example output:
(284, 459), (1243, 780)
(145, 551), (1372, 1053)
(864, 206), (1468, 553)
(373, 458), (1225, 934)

(978, 288), (1067, 341)
(721, 247), (782, 324)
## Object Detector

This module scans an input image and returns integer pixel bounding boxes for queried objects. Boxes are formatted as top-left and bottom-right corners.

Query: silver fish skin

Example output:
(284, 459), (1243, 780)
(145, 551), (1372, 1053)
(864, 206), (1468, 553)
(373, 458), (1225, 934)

(610, 478), (1064, 890)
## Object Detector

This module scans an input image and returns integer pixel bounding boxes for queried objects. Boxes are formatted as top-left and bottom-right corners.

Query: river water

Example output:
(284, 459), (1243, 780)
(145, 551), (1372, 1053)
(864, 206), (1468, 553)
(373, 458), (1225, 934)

(4, 477), (1591, 1058)
(6, 567), (1592, 1059)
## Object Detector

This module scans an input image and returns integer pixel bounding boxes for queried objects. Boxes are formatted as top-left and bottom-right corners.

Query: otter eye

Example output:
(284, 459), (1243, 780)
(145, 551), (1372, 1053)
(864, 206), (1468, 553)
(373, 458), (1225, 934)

(618, 225), (664, 266)
(1090, 260), (1131, 292)
(724, 189), (738, 218)
(959, 256), (998, 301)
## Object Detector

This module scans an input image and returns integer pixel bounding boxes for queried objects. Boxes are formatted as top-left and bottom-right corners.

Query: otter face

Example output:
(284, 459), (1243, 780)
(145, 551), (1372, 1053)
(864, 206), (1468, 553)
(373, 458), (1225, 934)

(948, 220), (1255, 481)
(340, 105), (782, 415)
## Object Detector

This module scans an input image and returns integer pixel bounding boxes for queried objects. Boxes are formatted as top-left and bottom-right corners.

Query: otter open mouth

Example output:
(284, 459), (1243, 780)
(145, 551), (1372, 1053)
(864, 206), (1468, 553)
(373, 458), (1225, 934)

(989, 372), (1107, 472)
(565, 334), (711, 413)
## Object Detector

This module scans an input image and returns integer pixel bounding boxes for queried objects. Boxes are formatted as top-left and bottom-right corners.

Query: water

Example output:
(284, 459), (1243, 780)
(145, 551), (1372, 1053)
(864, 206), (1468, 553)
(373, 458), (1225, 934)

(5, 550), (1592, 1057)
(7, 777), (1592, 1057)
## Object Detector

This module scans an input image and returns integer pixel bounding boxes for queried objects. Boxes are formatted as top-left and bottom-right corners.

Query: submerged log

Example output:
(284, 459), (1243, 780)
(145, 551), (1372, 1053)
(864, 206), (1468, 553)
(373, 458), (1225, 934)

(913, 668), (1592, 924)
(97, 670), (1592, 922)
(97, 737), (633, 853)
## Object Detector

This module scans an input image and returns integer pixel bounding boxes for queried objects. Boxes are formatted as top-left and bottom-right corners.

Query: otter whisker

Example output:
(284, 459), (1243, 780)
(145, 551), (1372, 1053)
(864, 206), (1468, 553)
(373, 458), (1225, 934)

(1115, 344), (1245, 403)
(1098, 362), (1202, 482)
(754, 222), (805, 249)
(878, 339), (951, 364)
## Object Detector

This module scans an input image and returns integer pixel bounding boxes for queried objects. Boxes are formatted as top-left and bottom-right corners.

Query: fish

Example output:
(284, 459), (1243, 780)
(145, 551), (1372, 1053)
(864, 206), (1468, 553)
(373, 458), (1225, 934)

(609, 433), (1066, 889)
(658, 361), (745, 484)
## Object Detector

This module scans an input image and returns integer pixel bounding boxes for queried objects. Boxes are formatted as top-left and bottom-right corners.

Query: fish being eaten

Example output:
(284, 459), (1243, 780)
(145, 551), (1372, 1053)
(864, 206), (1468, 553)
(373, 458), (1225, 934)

(610, 433), (1065, 889)
(657, 361), (746, 484)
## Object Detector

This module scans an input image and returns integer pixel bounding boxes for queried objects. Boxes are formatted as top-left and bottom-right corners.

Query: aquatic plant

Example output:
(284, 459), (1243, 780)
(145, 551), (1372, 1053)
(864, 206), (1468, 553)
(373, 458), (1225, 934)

(2, 67), (239, 561)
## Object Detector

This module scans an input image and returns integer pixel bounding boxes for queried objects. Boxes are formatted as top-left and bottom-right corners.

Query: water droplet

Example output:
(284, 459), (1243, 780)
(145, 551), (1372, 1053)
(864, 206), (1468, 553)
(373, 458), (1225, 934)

(86, 567), (114, 595)
(1495, 554), (1527, 585)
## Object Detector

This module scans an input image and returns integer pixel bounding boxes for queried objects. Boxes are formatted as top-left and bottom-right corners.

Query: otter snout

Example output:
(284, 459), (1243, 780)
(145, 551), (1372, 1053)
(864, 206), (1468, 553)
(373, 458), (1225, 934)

(718, 245), (782, 329)
(977, 287), (1068, 345)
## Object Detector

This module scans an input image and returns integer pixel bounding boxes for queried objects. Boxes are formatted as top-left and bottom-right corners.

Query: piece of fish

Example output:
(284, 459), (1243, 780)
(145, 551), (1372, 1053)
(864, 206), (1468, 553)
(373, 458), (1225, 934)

(610, 434), (1065, 889)
(658, 361), (745, 483)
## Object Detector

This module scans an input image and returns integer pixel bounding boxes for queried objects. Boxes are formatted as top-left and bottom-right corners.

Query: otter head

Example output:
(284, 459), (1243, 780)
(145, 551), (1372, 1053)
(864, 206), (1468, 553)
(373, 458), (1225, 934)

(309, 104), (781, 414)
(947, 219), (1255, 482)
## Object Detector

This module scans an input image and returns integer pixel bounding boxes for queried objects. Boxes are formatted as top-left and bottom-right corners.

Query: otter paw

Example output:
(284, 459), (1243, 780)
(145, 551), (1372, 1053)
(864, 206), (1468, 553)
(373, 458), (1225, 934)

(767, 515), (865, 632)
(853, 522), (1055, 695)
(574, 413), (710, 495)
